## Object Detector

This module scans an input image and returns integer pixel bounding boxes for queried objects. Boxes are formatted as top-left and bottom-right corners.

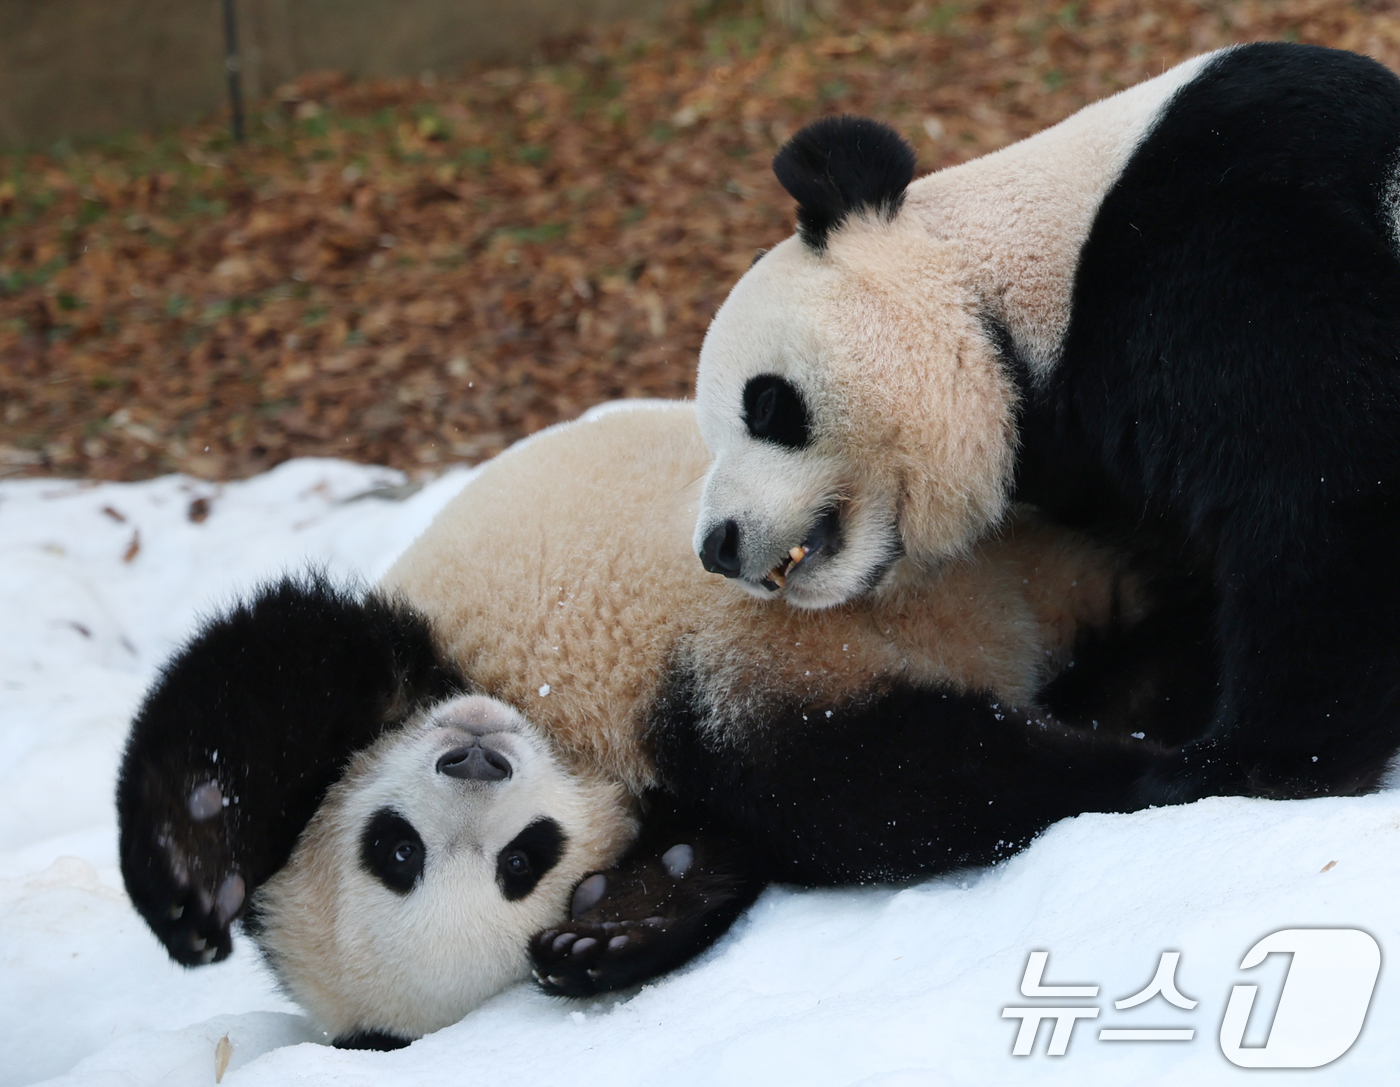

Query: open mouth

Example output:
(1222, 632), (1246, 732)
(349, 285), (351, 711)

(760, 505), (842, 591)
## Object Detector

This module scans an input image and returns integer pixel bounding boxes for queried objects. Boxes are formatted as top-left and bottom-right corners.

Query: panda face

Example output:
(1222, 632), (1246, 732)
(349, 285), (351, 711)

(249, 694), (635, 1044)
(695, 223), (1018, 608)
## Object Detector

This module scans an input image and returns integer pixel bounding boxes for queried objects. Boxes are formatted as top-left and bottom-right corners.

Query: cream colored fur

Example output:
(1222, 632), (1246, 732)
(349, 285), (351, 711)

(695, 51), (1223, 594)
(269, 403), (1137, 1040)
(257, 696), (635, 1040)
(386, 402), (1135, 788)
(908, 51), (1218, 376)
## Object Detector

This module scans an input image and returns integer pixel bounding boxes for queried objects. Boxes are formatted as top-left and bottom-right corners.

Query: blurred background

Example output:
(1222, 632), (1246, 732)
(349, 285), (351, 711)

(2, 0), (1398, 483)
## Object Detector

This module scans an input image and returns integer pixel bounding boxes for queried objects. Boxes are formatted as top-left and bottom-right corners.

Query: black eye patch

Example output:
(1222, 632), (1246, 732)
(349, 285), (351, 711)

(743, 374), (811, 449)
(359, 808), (426, 895)
(496, 817), (566, 901)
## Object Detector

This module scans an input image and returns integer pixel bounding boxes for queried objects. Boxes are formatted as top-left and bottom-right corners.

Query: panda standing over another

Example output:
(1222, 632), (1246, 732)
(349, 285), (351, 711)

(694, 42), (1400, 803)
(117, 404), (1212, 1049)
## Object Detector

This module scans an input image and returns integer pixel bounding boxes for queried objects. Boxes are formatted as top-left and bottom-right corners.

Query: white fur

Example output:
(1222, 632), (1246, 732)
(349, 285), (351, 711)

(256, 404), (1136, 1040)
(695, 52), (1222, 605)
(254, 695), (633, 1040)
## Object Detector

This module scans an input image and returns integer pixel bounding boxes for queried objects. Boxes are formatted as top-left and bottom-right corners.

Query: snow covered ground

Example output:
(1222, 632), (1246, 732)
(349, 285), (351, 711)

(3, 436), (1398, 1087)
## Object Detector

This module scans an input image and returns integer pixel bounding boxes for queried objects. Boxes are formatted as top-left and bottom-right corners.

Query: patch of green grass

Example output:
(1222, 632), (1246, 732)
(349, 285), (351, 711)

(503, 222), (568, 243)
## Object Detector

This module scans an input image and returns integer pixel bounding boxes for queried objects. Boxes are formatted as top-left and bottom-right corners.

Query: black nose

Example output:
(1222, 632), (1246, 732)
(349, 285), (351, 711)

(699, 520), (743, 577)
(437, 740), (511, 781)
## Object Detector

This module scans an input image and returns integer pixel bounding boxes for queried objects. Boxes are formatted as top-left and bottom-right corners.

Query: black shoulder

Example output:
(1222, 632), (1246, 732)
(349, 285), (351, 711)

(773, 115), (917, 252)
(116, 573), (464, 966)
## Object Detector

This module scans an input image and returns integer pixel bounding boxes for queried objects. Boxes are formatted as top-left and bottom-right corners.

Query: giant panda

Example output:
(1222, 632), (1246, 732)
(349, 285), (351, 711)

(117, 402), (1208, 1049)
(693, 41), (1400, 805)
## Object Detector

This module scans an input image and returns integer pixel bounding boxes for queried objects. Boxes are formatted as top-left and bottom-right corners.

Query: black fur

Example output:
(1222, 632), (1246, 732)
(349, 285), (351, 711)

(115, 575), (463, 966)
(743, 374), (811, 449)
(497, 817), (566, 901)
(117, 569), (1216, 1004)
(360, 809), (426, 895)
(333, 1029), (412, 1051)
(649, 675), (1168, 884)
(1014, 43), (1400, 801)
(530, 796), (762, 997)
(773, 116), (916, 252)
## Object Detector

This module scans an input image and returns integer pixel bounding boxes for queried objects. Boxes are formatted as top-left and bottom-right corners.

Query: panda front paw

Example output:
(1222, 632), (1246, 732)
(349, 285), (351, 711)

(531, 914), (678, 997)
(529, 831), (762, 997)
(119, 777), (246, 966)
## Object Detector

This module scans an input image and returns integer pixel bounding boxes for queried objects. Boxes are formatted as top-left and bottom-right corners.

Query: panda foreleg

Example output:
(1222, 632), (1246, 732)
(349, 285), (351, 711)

(649, 677), (1167, 885)
(1137, 496), (1400, 803)
(530, 795), (763, 997)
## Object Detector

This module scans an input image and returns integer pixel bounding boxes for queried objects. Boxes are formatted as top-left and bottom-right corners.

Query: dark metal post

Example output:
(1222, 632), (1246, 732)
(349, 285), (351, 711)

(222, 0), (246, 143)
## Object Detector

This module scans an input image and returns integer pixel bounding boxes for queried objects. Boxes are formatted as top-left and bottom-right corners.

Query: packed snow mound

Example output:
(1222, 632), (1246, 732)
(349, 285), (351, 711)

(2, 452), (1397, 1087)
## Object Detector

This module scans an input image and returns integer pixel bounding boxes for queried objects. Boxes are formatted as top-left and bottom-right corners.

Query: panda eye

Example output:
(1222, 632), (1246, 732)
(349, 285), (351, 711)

(496, 818), (566, 901)
(360, 809), (426, 895)
(743, 374), (810, 449)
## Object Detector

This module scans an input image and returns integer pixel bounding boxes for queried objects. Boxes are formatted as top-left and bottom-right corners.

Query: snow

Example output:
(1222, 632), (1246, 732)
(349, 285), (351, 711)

(3, 451), (1399, 1086)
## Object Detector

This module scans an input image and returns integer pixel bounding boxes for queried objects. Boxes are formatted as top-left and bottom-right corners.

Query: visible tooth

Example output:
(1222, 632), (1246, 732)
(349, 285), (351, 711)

(770, 568), (786, 588)
(789, 545), (807, 566)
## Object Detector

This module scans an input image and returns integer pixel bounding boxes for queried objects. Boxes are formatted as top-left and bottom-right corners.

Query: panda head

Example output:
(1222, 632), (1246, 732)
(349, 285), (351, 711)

(695, 116), (1018, 608)
(248, 693), (635, 1048)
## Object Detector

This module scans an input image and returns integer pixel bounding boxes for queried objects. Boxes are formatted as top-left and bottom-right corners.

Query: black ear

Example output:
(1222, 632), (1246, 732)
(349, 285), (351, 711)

(772, 116), (917, 252)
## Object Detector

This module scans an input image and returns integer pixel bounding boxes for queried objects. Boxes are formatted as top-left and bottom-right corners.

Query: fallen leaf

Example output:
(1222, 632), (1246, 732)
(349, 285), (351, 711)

(215, 1033), (232, 1083)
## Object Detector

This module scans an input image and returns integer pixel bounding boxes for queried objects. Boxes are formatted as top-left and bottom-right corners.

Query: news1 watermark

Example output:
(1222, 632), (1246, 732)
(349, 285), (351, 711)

(1002, 929), (1381, 1068)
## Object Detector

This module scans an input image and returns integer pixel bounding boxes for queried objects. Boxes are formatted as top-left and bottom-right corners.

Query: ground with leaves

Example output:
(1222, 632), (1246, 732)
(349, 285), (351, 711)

(3, 0), (1399, 481)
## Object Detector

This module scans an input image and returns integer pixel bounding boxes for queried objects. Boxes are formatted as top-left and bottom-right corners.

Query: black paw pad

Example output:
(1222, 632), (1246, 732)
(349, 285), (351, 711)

(123, 805), (244, 967)
(530, 916), (680, 997)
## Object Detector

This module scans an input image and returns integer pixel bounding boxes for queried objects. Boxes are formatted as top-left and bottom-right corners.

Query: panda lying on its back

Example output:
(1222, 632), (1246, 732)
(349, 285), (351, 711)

(118, 403), (1211, 1048)
(695, 42), (1400, 802)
